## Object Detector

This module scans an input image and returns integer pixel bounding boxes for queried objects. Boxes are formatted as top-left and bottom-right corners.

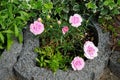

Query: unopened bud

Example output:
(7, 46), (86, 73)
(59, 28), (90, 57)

(47, 15), (50, 19)
(38, 18), (42, 22)
(57, 20), (61, 25)
(50, 25), (53, 28)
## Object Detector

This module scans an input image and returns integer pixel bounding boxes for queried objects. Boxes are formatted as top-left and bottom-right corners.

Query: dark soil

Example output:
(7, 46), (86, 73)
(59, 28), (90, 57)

(99, 68), (120, 80)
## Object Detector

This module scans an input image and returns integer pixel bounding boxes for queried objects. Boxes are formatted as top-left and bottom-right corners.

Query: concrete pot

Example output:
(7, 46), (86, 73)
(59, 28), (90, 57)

(0, 21), (111, 80)
(12, 21), (111, 80)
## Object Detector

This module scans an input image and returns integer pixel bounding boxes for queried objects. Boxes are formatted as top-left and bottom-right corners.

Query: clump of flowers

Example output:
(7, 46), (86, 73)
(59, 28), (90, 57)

(30, 13), (98, 72)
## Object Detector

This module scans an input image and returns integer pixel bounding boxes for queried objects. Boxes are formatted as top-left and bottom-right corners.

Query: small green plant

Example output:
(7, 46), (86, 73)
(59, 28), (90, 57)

(0, 0), (49, 53)
(0, 0), (31, 51)
(35, 46), (71, 72)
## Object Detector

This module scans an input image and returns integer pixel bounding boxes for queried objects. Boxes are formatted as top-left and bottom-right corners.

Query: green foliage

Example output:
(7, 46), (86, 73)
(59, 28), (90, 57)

(0, 0), (31, 51)
(49, 51), (64, 72)
(0, 0), (53, 51)
(35, 46), (70, 72)
(33, 0), (92, 72)
(85, 0), (120, 19)
(85, 0), (120, 49)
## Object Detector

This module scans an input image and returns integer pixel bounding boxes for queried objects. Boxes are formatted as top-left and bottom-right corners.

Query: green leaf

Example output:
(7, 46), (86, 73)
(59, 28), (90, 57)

(103, 1), (115, 10)
(0, 13), (8, 29)
(0, 32), (4, 43)
(8, 4), (14, 19)
(19, 11), (29, 17)
(18, 33), (23, 43)
(0, 22), (5, 29)
(103, 1), (110, 6)
(55, 7), (62, 14)
(63, 6), (69, 13)
(17, 11), (29, 21)
(44, 2), (53, 10)
(36, 58), (41, 63)
(111, 9), (120, 15)
(100, 8), (109, 15)
(7, 34), (13, 50)
(0, 44), (4, 49)
(2, 30), (13, 34)
(86, 1), (97, 9)
(118, 0), (120, 5)
(61, 14), (68, 21)
(14, 25), (19, 37)
(73, 3), (80, 11)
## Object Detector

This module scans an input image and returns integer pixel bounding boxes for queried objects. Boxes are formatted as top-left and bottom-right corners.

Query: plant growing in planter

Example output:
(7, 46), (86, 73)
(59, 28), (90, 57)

(31, 16), (98, 72)
(29, 0), (99, 72)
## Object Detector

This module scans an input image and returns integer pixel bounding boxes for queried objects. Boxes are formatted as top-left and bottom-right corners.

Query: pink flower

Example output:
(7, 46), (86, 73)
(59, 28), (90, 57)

(62, 26), (69, 34)
(71, 56), (85, 71)
(69, 14), (82, 27)
(30, 21), (44, 35)
(84, 41), (98, 59)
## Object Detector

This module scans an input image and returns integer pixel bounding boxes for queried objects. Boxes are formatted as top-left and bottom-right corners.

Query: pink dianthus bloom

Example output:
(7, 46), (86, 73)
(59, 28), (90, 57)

(71, 56), (85, 71)
(69, 14), (82, 27)
(84, 41), (98, 59)
(62, 26), (69, 34)
(30, 21), (44, 35)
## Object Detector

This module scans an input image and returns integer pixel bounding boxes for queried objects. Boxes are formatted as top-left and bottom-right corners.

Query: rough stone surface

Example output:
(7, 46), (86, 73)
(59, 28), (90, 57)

(0, 39), (22, 80)
(13, 21), (111, 80)
(109, 51), (120, 78)
(14, 29), (39, 80)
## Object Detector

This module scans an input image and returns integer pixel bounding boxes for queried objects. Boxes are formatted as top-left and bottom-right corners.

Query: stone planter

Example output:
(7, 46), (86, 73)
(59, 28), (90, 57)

(109, 51), (120, 78)
(0, 39), (22, 80)
(12, 21), (111, 80)
(0, 21), (111, 80)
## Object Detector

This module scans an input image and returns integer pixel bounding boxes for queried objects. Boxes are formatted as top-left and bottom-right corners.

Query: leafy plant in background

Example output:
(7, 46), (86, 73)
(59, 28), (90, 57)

(85, 0), (120, 19)
(0, 0), (51, 54)
(80, 0), (120, 50)
(0, 0), (30, 53)
(85, 0), (120, 31)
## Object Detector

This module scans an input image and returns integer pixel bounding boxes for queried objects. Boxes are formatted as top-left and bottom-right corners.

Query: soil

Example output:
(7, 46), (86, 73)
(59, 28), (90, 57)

(99, 68), (120, 80)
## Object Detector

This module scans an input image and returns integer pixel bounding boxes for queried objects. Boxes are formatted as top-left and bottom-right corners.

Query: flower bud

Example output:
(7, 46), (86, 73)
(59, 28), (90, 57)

(50, 25), (53, 28)
(57, 20), (61, 25)
(47, 15), (50, 19)
(38, 18), (42, 22)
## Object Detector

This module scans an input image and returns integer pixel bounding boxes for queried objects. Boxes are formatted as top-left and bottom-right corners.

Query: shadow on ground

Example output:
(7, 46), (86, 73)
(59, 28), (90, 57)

(99, 68), (120, 80)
